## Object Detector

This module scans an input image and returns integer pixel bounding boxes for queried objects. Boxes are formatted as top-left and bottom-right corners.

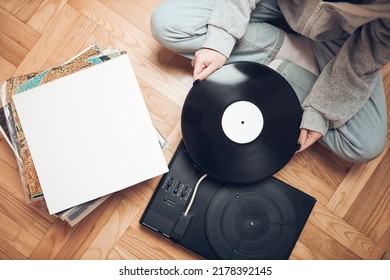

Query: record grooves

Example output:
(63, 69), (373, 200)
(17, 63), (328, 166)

(181, 62), (302, 183)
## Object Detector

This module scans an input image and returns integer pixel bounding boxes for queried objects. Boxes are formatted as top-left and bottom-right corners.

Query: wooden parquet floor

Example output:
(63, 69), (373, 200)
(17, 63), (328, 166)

(0, 0), (389, 260)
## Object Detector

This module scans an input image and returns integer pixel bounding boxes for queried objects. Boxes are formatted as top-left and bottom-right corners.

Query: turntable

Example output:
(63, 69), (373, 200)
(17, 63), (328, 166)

(140, 62), (316, 260)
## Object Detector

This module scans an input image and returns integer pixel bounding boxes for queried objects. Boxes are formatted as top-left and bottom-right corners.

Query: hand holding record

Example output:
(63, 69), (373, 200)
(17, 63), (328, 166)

(182, 62), (302, 183)
(193, 48), (227, 81)
(297, 128), (322, 152)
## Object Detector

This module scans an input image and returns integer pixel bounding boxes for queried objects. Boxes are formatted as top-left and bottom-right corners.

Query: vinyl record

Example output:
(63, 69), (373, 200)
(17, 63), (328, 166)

(181, 62), (301, 183)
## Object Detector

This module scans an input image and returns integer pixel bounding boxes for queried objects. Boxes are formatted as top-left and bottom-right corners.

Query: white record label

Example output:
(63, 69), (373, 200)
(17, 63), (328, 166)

(221, 101), (264, 144)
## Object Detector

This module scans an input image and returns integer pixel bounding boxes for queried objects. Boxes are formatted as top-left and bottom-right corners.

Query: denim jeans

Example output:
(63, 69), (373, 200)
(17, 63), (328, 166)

(151, 0), (387, 163)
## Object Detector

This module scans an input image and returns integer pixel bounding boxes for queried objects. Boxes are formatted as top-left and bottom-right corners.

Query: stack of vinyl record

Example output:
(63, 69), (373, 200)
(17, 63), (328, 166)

(0, 45), (168, 226)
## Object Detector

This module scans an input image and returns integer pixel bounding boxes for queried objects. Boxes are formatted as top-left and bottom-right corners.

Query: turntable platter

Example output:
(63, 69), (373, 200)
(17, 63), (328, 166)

(205, 181), (299, 259)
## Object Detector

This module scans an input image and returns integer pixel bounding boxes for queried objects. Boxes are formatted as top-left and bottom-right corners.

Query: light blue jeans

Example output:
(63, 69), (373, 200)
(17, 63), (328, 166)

(151, 0), (387, 163)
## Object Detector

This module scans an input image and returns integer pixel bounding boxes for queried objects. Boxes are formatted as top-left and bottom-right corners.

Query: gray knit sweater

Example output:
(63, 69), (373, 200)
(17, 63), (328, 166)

(202, 0), (390, 136)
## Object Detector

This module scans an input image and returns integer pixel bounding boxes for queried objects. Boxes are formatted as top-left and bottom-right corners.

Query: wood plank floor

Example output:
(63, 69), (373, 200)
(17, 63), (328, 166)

(0, 0), (389, 260)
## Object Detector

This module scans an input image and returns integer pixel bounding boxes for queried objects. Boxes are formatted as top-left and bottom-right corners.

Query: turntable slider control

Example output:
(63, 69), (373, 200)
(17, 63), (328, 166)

(181, 185), (189, 197)
(173, 183), (181, 194)
(162, 176), (174, 190)
(162, 196), (177, 207)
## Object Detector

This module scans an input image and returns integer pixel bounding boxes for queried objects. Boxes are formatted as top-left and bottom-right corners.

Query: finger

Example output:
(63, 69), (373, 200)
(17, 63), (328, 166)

(193, 60), (205, 80)
(194, 65), (216, 81)
(296, 129), (308, 152)
(300, 132), (322, 152)
(300, 137), (315, 152)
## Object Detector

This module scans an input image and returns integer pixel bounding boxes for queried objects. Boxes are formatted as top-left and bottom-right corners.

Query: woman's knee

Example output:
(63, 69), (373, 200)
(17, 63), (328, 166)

(150, 1), (176, 47)
(350, 135), (387, 164)
(347, 83), (388, 163)
(344, 145), (385, 164)
(321, 74), (387, 164)
(151, 1), (213, 55)
(324, 128), (387, 164)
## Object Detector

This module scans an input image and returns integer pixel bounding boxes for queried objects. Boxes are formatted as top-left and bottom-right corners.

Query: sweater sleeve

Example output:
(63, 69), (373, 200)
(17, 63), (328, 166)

(301, 18), (390, 136)
(201, 0), (261, 58)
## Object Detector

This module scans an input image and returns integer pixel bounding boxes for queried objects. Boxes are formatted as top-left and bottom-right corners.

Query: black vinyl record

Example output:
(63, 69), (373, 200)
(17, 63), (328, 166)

(181, 62), (302, 183)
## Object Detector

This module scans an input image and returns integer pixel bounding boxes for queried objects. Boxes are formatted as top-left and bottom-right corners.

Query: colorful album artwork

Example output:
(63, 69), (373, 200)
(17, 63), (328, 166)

(0, 107), (9, 139)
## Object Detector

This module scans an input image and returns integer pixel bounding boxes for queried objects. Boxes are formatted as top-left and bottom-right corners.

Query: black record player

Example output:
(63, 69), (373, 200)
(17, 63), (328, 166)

(140, 62), (316, 260)
(140, 141), (316, 260)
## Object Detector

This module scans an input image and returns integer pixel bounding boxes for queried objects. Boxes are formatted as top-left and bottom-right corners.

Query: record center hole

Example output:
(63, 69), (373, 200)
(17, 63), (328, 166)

(241, 121), (244, 124)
